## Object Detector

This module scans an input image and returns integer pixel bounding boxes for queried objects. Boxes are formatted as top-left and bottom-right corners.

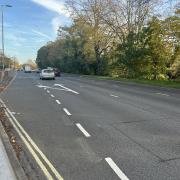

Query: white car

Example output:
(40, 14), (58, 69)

(40, 69), (55, 80)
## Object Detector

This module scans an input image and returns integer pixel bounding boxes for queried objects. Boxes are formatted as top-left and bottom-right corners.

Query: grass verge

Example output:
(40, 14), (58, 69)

(82, 75), (180, 89)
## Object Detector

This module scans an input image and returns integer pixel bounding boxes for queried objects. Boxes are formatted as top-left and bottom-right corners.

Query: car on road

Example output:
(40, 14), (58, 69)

(53, 68), (61, 77)
(40, 69), (55, 80)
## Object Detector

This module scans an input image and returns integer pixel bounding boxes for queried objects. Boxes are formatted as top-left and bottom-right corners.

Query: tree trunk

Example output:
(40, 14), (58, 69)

(94, 44), (101, 75)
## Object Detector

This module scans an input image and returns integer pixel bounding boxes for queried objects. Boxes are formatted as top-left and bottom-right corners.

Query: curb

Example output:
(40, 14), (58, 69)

(0, 121), (27, 180)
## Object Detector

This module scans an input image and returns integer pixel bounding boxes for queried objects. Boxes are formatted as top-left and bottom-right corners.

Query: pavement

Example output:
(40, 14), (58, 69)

(1, 71), (180, 180)
(0, 133), (16, 180)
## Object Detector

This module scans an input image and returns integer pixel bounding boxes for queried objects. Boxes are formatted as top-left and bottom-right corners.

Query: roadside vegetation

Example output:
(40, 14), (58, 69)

(36, 0), (180, 86)
(0, 55), (20, 69)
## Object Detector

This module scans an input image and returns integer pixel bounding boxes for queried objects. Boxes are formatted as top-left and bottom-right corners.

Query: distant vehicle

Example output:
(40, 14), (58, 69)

(40, 69), (55, 80)
(24, 65), (32, 73)
(31, 69), (36, 73)
(36, 68), (41, 73)
(53, 68), (61, 77)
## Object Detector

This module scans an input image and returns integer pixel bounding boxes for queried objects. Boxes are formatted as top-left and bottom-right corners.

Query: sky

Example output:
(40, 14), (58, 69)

(1, 0), (72, 63)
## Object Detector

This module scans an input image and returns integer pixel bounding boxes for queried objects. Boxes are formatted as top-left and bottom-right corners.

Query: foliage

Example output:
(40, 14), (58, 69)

(36, 3), (180, 80)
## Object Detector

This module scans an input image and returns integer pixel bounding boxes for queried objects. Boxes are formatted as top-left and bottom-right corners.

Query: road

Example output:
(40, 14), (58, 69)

(1, 71), (180, 180)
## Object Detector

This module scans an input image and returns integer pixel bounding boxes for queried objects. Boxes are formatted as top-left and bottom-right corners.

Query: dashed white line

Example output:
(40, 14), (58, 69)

(47, 90), (50, 93)
(63, 108), (72, 116)
(105, 157), (129, 180)
(54, 84), (79, 95)
(51, 94), (55, 98)
(156, 92), (170, 97)
(110, 94), (119, 98)
(76, 123), (91, 138)
(56, 100), (61, 105)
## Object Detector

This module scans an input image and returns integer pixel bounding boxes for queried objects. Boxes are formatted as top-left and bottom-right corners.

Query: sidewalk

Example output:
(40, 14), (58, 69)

(0, 136), (16, 180)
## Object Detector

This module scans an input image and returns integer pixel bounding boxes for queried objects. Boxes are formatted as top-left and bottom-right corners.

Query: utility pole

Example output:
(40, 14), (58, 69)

(1, 5), (12, 70)
(1, 5), (4, 70)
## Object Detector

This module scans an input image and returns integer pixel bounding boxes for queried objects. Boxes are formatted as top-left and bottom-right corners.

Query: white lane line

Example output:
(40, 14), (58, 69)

(44, 88), (47, 90)
(105, 157), (129, 180)
(110, 94), (119, 98)
(54, 84), (79, 95)
(56, 100), (61, 105)
(76, 123), (91, 138)
(0, 99), (63, 180)
(51, 94), (55, 98)
(47, 90), (50, 93)
(4, 111), (54, 180)
(156, 92), (170, 97)
(63, 108), (72, 116)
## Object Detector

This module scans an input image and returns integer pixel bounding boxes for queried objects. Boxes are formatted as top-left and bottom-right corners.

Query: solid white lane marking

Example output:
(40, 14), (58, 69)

(54, 84), (79, 94)
(63, 108), (72, 116)
(5, 111), (54, 180)
(105, 157), (129, 180)
(76, 123), (91, 138)
(0, 99), (63, 180)
(56, 100), (61, 105)
(51, 94), (55, 98)
(156, 92), (170, 97)
(47, 90), (50, 93)
(110, 94), (119, 98)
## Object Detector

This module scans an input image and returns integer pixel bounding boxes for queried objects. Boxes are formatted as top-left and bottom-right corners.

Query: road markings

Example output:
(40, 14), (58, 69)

(0, 99), (63, 180)
(37, 85), (71, 92)
(47, 90), (50, 93)
(5, 111), (54, 180)
(11, 112), (21, 115)
(56, 100), (61, 105)
(110, 94), (119, 98)
(76, 123), (91, 138)
(105, 157), (129, 180)
(156, 92), (170, 97)
(63, 108), (72, 116)
(51, 94), (55, 98)
(54, 84), (79, 95)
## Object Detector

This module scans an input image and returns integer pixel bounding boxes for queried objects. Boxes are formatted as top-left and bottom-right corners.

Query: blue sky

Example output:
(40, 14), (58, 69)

(1, 0), (71, 63)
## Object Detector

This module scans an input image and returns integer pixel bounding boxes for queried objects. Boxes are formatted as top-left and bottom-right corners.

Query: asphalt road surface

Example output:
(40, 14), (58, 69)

(1, 71), (180, 180)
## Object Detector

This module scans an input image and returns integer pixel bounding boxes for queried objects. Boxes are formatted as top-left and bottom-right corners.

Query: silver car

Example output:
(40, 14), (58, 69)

(40, 69), (55, 80)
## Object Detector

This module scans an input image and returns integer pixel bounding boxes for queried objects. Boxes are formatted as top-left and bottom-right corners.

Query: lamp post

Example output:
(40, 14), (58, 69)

(1, 5), (12, 70)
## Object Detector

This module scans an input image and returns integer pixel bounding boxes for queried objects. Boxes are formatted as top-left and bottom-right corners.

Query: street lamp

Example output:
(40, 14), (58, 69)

(1, 4), (12, 70)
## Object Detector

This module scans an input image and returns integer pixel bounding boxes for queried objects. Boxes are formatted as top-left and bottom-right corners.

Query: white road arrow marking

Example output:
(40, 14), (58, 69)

(54, 84), (79, 95)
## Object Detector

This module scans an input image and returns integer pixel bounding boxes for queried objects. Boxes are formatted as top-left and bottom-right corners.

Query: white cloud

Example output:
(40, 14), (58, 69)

(31, 0), (69, 16)
(32, 29), (51, 39)
(51, 17), (62, 34)
(6, 34), (26, 44)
